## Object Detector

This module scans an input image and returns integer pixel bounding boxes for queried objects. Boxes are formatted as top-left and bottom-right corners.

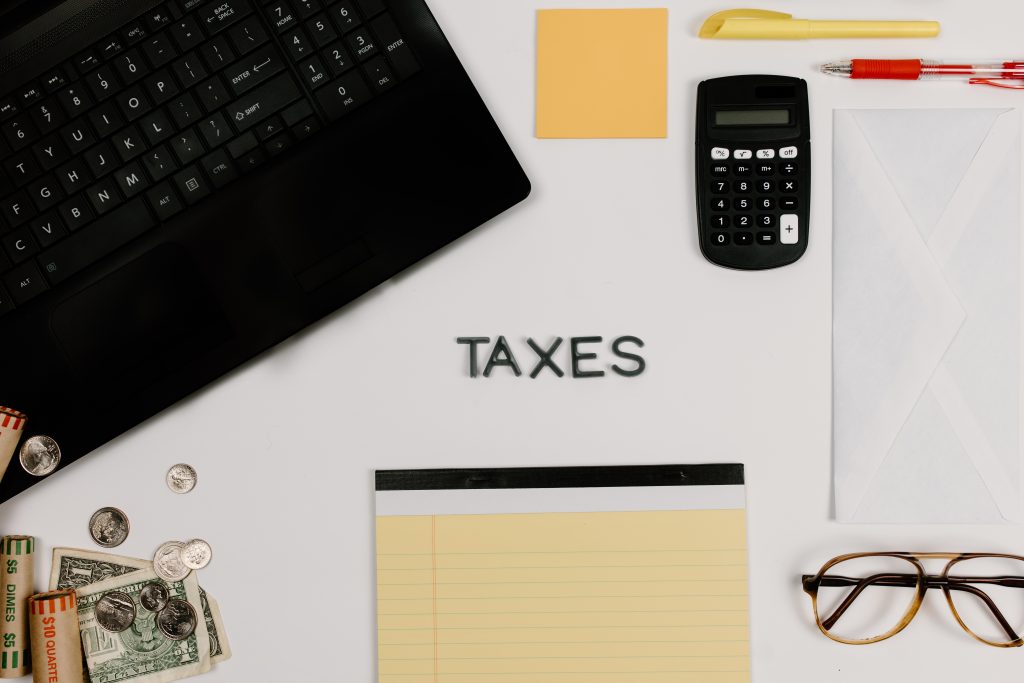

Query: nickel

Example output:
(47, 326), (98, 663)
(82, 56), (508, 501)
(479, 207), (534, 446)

(89, 507), (130, 548)
(153, 541), (191, 582)
(166, 463), (197, 494)
(157, 599), (197, 641)
(95, 591), (136, 632)
(19, 435), (60, 476)
(139, 582), (170, 612)
(180, 539), (212, 570)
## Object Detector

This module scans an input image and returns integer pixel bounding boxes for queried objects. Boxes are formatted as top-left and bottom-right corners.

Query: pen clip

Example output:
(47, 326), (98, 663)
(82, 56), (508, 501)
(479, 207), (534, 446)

(969, 78), (1024, 89)
(699, 9), (793, 38)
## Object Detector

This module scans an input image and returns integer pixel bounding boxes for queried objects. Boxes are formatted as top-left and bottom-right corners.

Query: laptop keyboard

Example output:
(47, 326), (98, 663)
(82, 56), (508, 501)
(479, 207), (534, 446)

(0, 0), (419, 315)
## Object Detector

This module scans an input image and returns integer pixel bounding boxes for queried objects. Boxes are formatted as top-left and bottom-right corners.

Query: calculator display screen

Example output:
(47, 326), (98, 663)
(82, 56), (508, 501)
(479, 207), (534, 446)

(714, 109), (791, 127)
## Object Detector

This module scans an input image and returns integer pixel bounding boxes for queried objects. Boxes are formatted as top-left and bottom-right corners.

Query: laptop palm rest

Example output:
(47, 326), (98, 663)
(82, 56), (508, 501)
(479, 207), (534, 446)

(50, 244), (231, 383)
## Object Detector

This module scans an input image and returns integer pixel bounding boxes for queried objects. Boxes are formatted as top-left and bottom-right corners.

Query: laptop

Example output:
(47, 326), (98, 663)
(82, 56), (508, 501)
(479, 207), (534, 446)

(0, 0), (530, 502)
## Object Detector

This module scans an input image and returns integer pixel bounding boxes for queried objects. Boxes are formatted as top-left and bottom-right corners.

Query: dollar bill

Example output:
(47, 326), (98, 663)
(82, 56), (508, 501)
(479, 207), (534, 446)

(50, 547), (232, 663)
(75, 567), (210, 683)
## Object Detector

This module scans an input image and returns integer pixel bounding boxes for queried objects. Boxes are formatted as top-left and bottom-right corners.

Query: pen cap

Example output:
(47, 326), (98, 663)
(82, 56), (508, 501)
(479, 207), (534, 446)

(699, 9), (940, 40)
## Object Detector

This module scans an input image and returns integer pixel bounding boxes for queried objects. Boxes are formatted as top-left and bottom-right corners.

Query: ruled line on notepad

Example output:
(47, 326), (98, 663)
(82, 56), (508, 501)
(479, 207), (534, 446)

(380, 624), (749, 631)
(378, 563), (748, 570)
(379, 549), (748, 556)
(379, 578), (748, 586)
(379, 593), (748, 600)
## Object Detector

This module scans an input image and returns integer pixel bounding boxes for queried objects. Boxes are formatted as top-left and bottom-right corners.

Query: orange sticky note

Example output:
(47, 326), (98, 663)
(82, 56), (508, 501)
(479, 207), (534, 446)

(536, 8), (668, 139)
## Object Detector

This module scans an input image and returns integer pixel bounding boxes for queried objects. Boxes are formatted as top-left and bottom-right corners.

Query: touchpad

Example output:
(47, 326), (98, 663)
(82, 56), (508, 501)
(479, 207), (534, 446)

(51, 244), (231, 382)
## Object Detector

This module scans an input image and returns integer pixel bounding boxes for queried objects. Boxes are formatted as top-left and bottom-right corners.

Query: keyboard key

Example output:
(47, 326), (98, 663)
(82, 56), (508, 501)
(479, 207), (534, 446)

(282, 99), (314, 127)
(733, 232), (753, 246)
(329, 1), (360, 32)
(362, 56), (395, 92)
(371, 14), (419, 78)
(758, 197), (774, 211)
(757, 231), (777, 245)
(142, 34), (177, 69)
(198, 0), (250, 34)
(27, 175), (62, 211)
(198, 112), (231, 148)
(733, 198), (751, 211)
(226, 73), (302, 130)
(58, 195), (95, 231)
(84, 141), (118, 177)
(173, 165), (210, 204)
(322, 43), (354, 77)
(265, 2), (298, 33)
(97, 35), (125, 61)
(264, 133), (292, 156)
(298, 56), (329, 89)
(780, 179), (798, 193)
(0, 191), (34, 225)
(224, 44), (285, 96)
(306, 13), (337, 48)
(177, 0), (206, 13)
(734, 215), (751, 229)
(55, 159), (92, 194)
(235, 145), (266, 172)
(114, 50), (149, 85)
(139, 109), (175, 145)
(710, 232), (729, 246)
(112, 125), (147, 162)
(228, 15), (268, 55)
(291, 115), (320, 141)
(56, 85), (92, 118)
(0, 97), (19, 121)
(733, 180), (750, 193)
(780, 214), (799, 244)
(202, 35), (236, 68)
(710, 215), (728, 229)
(346, 27), (377, 61)
(144, 70), (181, 104)
(146, 181), (185, 221)
(757, 163), (774, 176)
(283, 28), (314, 61)
(757, 214), (776, 228)
(142, 145), (178, 181)
(356, 0), (385, 17)
(2, 227), (37, 263)
(41, 68), (69, 94)
(315, 70), (371, 120)
(5, 151), (40, 186)
(196, 77), (231, 111)
(29, 212), (65, 248)
(122, 21), (148, 45)
(254, 116), (285, 141)
(86, 68), (120, 101)
(227, 131), (258, 158)
(38, 197), (154, 285)
(293, 0), (320, 19)
(168, 93), (202, 128)
(710, 180), (727, 194)
(86, 177), (123, 214)
(117, 85), (153, 121)
(144, 6), (174, 32)
(733, 163), (752, 176)
(780, 161), (798, 176)
(33, 136), (68, 171)
(780, 197), (798, 210)
(72, 49), (101, 75)
(115, 162), (150, 198)
(89, 101), (125, 137)
(171, 129), (205, 164)
(3, 261), (47, 304)
(170, 17), (205, 52)
(200, 149), (237, 188)
(710, 164), (728, 177)
(60, 121), (95, 155)
(710, 198), (727, 212)
(173, 54), (208, 89)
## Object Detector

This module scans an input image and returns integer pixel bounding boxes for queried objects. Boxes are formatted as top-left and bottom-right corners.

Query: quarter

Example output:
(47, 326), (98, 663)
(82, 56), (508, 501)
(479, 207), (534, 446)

(19, 435), (60, 476)
(89, 507), (130, 548)
(139, 582), (170, 612)
(156, 599), (197, 641)
(180, 539), (212, 570)
(166, 464), (197, 494)
(95, 591), (136, 632)
(153, 541), (190, 582)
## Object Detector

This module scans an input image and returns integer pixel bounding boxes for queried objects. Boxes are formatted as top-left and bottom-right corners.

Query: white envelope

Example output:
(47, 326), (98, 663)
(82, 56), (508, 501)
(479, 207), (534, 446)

(833, 108), (1022, 523)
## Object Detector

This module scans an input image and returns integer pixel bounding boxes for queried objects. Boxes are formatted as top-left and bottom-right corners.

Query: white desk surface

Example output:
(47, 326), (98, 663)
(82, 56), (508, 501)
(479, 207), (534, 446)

(3, 0), (1024, 680)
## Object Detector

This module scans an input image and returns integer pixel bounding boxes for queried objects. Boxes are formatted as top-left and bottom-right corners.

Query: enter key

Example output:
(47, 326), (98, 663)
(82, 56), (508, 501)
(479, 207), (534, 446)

(224, 44), (285, 96)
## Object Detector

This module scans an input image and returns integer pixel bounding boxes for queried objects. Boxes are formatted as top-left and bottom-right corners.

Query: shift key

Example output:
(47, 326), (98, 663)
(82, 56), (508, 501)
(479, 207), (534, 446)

(226, 73), (301, 131)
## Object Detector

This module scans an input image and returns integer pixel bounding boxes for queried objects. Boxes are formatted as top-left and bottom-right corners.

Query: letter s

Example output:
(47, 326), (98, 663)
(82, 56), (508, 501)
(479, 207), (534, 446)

(611, 336), (646, 377)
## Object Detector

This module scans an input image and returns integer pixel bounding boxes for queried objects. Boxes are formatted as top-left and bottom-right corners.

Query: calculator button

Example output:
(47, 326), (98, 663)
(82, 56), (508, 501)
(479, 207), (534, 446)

(781, 179), (798, 193)
(733, 149), (752, 160)
(733, 232), (753, 245)
(780, 161), (798, 176)
(757, 231), (777, 245)
(733, 198), (752, 211)
(756, 149), (775, 159)
(711, 231), (729, 246)
(780, 214), (799, 244)
(780, 197), (798, 210)
(733, 163), (752, 176)
(710, 180), (729, 194)
(756, 163), (774, 176)
(757, 180), (773, 193)
(710, 198), (728, 211)
(734, 215), (752, 229)
(779, 146), (798, 159)
(710, 215), (729, 228)
(711, 164), (729, 177)
(711, 147), (729, 160)
(758, 197), (774, 210)
(757, 214), (776, 228)
(733, 180), (751, 193)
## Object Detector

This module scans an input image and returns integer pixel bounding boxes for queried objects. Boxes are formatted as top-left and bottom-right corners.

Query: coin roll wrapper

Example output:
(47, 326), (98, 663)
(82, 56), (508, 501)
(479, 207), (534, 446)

(28, 590), (84, 683)
(0, 408), (26, 484)
(0, 536), (34, 678)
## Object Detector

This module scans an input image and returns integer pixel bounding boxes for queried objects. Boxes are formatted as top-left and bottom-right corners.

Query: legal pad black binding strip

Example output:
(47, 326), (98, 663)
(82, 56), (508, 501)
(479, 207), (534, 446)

(375, 464), (745, 491)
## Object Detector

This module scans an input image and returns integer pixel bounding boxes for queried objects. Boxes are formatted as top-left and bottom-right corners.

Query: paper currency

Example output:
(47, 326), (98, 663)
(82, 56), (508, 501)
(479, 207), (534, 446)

(49, 548), (231, 664)
(28, 589), (83, 683)
(0, 407), (26, 484)
(0, 536), (34, 678)
(76, 567), (209, 683)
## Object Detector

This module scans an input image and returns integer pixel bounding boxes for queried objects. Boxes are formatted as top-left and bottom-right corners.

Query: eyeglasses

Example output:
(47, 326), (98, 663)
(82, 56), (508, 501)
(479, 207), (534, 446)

(802, 552), (1024, 647)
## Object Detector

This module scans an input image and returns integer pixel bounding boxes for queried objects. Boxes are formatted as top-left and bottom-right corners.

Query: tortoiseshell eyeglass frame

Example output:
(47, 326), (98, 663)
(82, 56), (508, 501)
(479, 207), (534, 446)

(802, 552), (1024, 647)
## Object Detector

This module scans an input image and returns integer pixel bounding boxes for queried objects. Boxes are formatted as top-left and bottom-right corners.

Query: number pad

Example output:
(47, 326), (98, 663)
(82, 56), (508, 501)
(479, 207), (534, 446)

(733, 163), (752, 176)
(780, 161), (798, 176)
(710, 163), (729, 177)
(757, 214), (775, 228)
(710, 215), (729, 229)
(710, 197), (728, 212)
(733, 197), (751, 211)
(733, 180), (751, 194)
(710, 180), (728, 194)
(758, 197), (774, 211)
(734, 215), (751, 229)
(757, 180), (773, 193)
(756, 163), (774, 176)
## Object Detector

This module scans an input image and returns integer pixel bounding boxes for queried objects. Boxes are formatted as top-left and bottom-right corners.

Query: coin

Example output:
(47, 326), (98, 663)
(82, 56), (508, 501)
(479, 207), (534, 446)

(95, 591), (136, 632)
(19, 435), (60, 476)
(180, 539), (212, 570)
(166, 464), (197, 494)
(89, 507), (130, 548)
(139, 582), (170, 612)
(156, 599), (197, 641)
(153, 541), (190, 582)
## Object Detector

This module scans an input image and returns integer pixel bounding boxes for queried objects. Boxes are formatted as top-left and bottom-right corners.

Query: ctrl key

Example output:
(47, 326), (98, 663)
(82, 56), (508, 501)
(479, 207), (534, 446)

(3, 261), (48, 305)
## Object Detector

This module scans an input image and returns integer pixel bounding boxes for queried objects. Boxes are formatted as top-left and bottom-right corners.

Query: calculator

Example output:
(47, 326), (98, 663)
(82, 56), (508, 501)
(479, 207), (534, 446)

(695, 75), (810, 270)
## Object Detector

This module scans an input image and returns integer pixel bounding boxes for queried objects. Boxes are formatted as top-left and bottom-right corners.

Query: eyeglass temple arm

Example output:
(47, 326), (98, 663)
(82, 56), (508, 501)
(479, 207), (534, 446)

(807, 573), (1022, 641)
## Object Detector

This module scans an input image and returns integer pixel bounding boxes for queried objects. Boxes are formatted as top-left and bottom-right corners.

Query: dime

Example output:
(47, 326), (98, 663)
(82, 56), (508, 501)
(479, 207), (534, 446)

(153, 541), (190, 582)
(180, 539), (212, 570)
(89, 507), (130, 548)
(139, 582), (170, 613)
(19, 435), (60, 476)
(95, 591), (136, 632)
(157, 599), (197, 641)
(166, 463), (197, 494)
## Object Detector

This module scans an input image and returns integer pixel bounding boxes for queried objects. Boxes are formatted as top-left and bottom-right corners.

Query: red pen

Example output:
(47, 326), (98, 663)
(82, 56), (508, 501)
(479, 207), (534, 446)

(821, 59), (1024, 89)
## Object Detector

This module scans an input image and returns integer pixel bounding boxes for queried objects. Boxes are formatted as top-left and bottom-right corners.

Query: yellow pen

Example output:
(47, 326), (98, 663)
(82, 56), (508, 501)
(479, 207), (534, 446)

(699, 9), (940, 40)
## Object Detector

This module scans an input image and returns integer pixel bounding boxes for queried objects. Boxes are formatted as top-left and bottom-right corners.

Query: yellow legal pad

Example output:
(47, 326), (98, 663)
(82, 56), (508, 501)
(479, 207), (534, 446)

(536, 9), (668, 139)
(375, 465), (750, 683)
